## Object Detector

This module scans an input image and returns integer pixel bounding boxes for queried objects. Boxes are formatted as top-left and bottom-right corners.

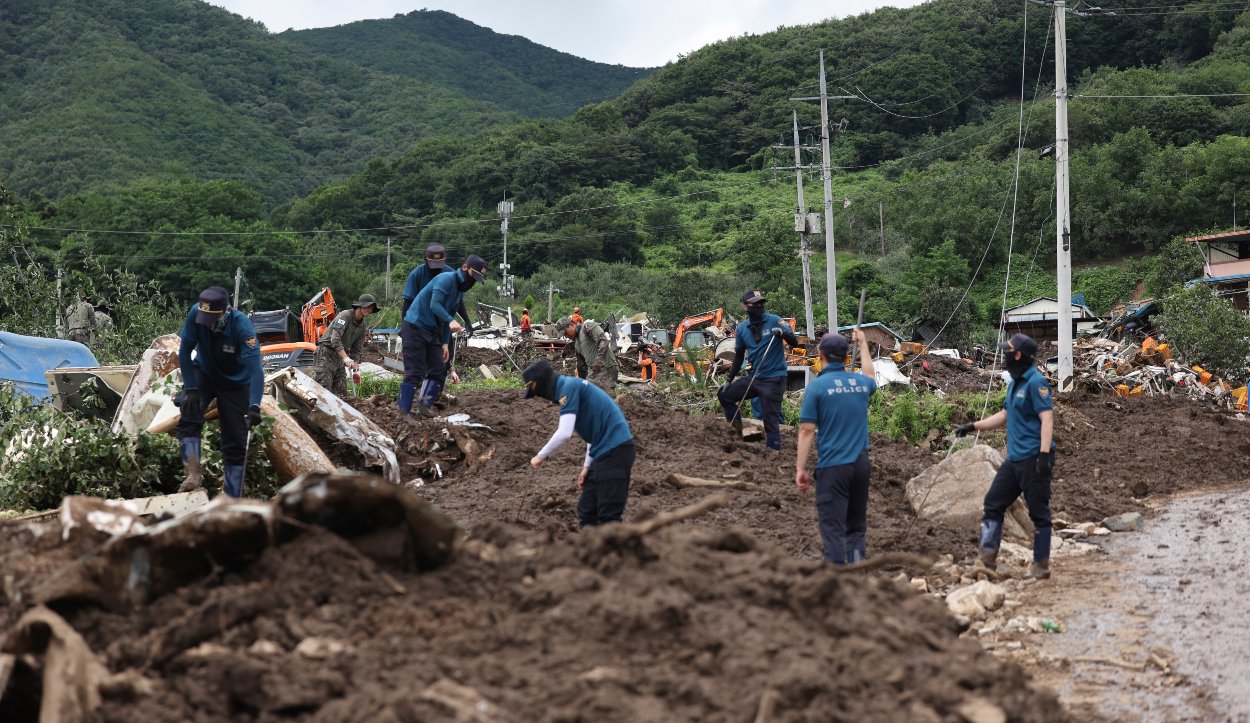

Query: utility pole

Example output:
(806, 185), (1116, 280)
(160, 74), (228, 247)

(1054, 1), (1074, 392)
(385, 237), (392, 302)
(792, 112), (816, 338)
(819, 50), (839, 331)
(233, 267), (242, 309)
(546, 281), (561, 323)
(497, 194), (515, 300)
(56, 268), (64, 338)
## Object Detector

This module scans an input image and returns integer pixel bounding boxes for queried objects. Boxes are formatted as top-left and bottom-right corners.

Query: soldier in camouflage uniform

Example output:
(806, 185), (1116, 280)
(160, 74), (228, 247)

(66, 295), (95, 346)
(558, 315), (618, 392)
(314, 294), (379, 395)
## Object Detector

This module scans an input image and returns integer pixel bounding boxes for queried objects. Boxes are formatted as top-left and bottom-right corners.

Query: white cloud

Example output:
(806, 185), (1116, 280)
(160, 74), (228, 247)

(206, 0), (927, 67)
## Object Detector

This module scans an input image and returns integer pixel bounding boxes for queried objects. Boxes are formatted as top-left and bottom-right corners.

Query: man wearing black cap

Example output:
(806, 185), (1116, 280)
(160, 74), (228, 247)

(955, 333), (1056, 579)
(523, 360), (635, 527)
(718, 288), (798, 451)
(400, 255), (488, 417)
(557, 314), (618, 391)
(314, 293), (378, 396)
(176, 286), (266, 498)
(401, 242), (474, 328)
(795, 330), (878, 564)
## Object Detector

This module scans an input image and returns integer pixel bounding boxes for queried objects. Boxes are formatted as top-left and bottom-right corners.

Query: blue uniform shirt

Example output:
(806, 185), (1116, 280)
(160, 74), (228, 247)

(556, 375), (633, 459)
(799, 364), (878, 468)
(402, 264), (445, 302)
(734, 313), (791, 379)
(1004, 365), (1055, 462)
(178, 306), (265, 406)
(404, 269), (467, 344)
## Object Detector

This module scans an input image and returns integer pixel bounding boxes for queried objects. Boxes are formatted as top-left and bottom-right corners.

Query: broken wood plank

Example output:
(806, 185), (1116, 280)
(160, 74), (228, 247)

(605, 494), (729, 542)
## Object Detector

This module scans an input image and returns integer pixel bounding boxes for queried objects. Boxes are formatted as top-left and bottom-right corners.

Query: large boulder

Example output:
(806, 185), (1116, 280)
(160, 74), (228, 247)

(905, 444), (1034, 541)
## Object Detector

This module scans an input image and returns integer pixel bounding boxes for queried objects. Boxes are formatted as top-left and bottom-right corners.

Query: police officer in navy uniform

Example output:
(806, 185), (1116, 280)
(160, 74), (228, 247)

(400, 255), (487, 417)
(524, 360), (635, 528)
(955, 333), (1056, 579)
(718, 288), (798, 451)
(795, 330), (878, 564)
(401, 243), (474, 327)
(176, 286), (265, 498)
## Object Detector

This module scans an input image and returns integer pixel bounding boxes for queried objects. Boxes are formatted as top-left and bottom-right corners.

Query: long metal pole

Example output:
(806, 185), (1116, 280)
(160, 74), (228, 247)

(793, 111), (816, 338)
(1055, 2), (1073, 391)
(819, 50), (839, 332)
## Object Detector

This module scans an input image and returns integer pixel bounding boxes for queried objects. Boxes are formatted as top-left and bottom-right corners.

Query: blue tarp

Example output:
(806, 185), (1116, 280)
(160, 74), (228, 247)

(0, 331), (99, 401)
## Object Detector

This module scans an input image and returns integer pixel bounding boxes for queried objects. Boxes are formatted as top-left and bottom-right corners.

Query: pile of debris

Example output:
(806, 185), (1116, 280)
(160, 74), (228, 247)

(1074, 336), (1248, 409)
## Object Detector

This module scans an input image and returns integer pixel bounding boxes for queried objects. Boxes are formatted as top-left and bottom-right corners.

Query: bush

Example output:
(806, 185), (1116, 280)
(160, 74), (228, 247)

(869, 389), (955, 444)
(1155, 284), (1250, 382)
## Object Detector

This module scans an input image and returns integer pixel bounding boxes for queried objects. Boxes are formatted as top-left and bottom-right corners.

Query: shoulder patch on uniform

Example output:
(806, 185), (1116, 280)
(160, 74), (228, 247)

(333, 318), (346, 327)
(245, 337), (257, 349)
(1038, 386), (1049, 398)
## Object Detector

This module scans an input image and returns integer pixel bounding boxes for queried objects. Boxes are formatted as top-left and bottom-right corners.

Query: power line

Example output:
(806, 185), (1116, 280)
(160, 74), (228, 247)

(1075, 92), (1250, 98)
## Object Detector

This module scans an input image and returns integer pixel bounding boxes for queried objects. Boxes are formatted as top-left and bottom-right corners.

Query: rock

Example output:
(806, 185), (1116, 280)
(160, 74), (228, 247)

(956, 697), (1008, 723)
(1075, 522), (1098, 535)
(1057, 528), (1087, 539)
(1101, 512), (1144, 532)
(1131, 480), (1150, 497)
(1092, 527), (1112, 536)
(969, 580), (1006, 611)
(248, 639), (283, 656)
(905, 445), (1034, 541)
(946, 586), (988, 620)
(295, 637), (351, 659)
(909, 577), (929, 593)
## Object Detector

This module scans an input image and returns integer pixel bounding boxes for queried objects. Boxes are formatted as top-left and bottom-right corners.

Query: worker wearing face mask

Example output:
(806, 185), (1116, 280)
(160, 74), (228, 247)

(400, 255), (488, 418)
(717, 288), (797, 451)
(954, 333), (1056, 580)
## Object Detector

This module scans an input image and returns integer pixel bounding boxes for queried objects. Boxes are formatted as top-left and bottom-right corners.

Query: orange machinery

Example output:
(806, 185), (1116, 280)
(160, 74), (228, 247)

(254, 288), (337, 374)
(671, 308), (725, 382)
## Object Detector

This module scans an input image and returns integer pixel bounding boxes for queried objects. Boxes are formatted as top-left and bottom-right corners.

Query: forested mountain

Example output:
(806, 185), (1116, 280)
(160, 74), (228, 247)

(281, 10), (650, 119)
(5, 0), (1249, 348)
(0, 0), (642, 202)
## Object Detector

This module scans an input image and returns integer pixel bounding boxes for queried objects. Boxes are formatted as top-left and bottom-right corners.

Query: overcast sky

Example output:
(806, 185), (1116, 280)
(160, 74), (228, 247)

(207, 0), (928, 67)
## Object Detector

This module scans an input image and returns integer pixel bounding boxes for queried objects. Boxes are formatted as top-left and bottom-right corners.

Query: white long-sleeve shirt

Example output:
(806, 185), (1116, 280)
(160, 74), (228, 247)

(537, 413), (593, 467)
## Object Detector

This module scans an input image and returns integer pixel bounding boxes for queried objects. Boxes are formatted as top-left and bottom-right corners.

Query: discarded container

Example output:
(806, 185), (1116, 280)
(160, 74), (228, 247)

(0, 331), (98, 401)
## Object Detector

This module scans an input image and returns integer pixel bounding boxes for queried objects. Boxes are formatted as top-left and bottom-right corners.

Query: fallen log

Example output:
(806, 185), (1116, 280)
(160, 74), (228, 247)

(665, 472), (750, 489)
(261, 395), (336, 483)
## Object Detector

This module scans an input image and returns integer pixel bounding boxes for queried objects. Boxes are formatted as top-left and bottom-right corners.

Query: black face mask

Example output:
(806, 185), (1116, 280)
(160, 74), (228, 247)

(746, 305), (765, 322)
(458, 274), (477, 292)
(1006, 356), (1033, 381)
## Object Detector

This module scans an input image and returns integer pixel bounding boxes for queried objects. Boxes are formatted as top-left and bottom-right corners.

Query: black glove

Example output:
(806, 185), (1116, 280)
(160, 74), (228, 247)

(954, 423), (976, 437)
(176, 387), (201, 410)
(770, 327), (783, 337)
(1034, 451), (1054, 476)
(246, 404), (263, 429)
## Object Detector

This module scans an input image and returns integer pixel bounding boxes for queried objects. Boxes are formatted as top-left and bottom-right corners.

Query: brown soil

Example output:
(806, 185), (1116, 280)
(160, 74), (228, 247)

(908, 355), (1000, 394)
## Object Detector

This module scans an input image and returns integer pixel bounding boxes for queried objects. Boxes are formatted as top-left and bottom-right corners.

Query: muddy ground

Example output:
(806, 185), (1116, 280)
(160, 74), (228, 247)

(4, 385), (1249, 722)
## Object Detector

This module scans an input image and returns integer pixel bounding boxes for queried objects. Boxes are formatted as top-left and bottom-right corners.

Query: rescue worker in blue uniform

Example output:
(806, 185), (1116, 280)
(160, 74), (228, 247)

(524, 360), (635, 528)
(718, 288), (797, 451)
(176, 286), (265, 498)
(795, 331), (878, 564)
(955, 333), (1056, 580)
(400, 255), (487, 417)
(401, 243), (473, 326)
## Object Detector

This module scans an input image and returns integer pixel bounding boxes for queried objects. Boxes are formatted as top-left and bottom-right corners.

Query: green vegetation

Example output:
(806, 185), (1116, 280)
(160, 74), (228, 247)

(281, 10), (649, 118)
(1156, 284), (1250, 381)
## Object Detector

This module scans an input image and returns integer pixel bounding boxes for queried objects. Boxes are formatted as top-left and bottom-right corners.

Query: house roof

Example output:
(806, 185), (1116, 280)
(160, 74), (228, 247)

(835, 321), (905, 341)
(1003, 296), (1098, 319)
(1185, 229), (1250, 244)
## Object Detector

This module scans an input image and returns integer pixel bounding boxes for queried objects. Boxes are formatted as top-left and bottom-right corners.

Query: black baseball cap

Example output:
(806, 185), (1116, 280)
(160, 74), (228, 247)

(465, 254), (488, 281)
(522, 359), (558, 401)
(194, 286), (230, 326)
(818, 332), (849, 360)
(742, 288), (767, 304)
(425, 244), (447, 269)
(998, 333), (1038, 358)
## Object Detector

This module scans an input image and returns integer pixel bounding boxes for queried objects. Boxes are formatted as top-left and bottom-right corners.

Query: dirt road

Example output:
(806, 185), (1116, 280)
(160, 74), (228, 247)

(982, 487), (1250, 722)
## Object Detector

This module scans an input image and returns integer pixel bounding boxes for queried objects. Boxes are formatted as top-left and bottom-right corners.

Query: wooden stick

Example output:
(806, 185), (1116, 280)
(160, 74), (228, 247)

(609, 494), (729, 541)
(833, 552), (933, 574)
(665, 473), (750, 489)
(1068, 655), (1146, 671)
(753, 688), (780, 723)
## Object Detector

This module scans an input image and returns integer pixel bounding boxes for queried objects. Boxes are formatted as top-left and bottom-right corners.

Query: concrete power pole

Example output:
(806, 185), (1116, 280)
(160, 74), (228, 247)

(385, 237), (392, 303)
(792, 112), (817, 338)
(498, 195), (515, 300)
(546, 281), (561, 324)
(1054, 1), (1073, 392)
(233, 267), (242, 309)
(56, 267), (64, 338)
(819, 50), (839, 331)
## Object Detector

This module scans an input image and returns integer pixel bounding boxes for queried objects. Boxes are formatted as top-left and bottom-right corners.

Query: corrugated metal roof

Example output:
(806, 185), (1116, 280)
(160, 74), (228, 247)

(1185, 229), (1250, 244)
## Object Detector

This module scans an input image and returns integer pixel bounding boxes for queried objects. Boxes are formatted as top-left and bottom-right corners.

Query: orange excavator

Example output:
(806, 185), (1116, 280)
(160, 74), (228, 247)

(253, 288), (337, 373)
(671, 308), (725, 381)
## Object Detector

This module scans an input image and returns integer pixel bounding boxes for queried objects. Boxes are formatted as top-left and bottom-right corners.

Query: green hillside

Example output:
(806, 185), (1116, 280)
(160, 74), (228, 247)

(0, 0), (531, 201)
(7, 0), (1250, 352)
(281, 10), (651, 118)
